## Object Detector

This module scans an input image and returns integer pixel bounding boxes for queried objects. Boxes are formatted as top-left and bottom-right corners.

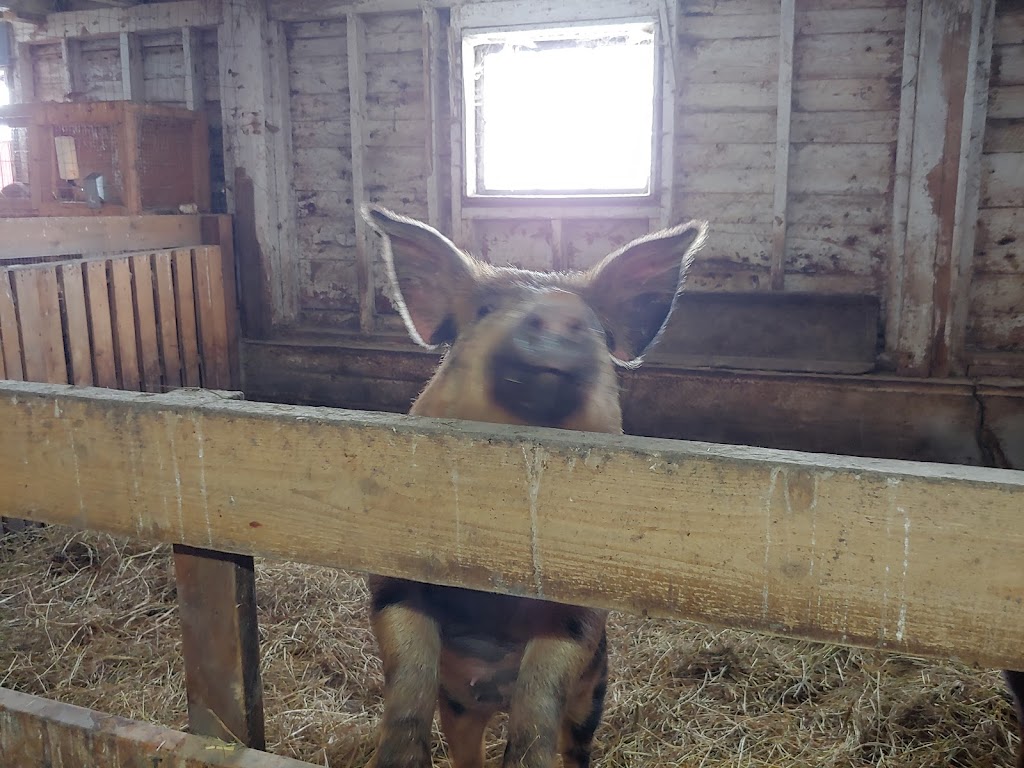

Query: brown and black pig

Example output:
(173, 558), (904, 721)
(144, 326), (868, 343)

(360, 204), (708, 768)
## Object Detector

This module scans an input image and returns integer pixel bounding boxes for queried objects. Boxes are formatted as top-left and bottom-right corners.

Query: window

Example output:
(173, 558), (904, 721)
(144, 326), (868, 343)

(462, 22), (657, 198)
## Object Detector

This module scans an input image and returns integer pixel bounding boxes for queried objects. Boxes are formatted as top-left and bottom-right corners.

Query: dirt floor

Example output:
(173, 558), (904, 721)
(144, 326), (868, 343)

(0, 525), (1019, 767)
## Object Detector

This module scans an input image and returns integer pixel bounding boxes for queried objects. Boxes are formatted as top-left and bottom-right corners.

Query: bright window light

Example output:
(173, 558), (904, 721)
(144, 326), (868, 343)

(464, 22), (657, 197)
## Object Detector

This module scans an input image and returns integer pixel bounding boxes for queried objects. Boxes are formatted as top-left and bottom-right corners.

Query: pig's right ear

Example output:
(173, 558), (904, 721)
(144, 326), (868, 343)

(362, 205), (477, 349)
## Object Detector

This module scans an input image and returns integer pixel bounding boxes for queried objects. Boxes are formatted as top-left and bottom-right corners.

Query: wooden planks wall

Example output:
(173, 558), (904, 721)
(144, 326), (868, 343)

(0, 247), (232, 393)
(12, 0), (1022, 378)
(967, 0), (1024, 363)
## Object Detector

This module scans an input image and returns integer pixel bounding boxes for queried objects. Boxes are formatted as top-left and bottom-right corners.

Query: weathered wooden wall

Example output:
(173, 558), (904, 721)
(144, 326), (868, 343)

(7, 0), (1023, 395)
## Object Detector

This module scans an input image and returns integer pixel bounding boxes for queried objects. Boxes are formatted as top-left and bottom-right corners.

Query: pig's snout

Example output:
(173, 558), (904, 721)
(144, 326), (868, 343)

(489, 291), (603, 427)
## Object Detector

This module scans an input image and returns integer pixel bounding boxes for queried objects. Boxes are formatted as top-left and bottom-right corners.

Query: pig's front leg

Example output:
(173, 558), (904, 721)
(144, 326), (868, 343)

(502, 634), (599, 768)
(367, 596), (441, 768)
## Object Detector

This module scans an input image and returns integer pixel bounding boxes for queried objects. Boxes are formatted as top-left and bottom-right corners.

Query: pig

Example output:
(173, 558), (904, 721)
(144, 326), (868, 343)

(360, 204), (708, 768)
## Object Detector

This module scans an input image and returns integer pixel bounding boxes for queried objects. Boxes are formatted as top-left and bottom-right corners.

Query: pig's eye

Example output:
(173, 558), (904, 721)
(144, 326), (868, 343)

(476, 304), (494, 320)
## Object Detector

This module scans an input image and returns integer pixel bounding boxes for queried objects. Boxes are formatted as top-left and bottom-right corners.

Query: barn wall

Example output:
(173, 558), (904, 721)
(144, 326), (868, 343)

(7, 0), (1023, 386)
(967, 1), (1024, 366)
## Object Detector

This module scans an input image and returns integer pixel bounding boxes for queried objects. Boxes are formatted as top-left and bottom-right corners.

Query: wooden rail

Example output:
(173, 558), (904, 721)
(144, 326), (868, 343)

(0, 688), (304, 768)
(2, 380), (1022, 671)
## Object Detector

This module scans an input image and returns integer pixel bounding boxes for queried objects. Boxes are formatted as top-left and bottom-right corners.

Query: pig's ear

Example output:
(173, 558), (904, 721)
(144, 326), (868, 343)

(362, 204), (477, 348)
(584, 220), (708, 366)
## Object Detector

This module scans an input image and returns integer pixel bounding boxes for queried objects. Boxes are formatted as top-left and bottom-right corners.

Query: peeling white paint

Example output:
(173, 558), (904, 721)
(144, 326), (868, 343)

(195, 415), (213, 546)
(896, 510), (911, 642)
(762, 466), (781, 618)
(523, 444), (546, 597)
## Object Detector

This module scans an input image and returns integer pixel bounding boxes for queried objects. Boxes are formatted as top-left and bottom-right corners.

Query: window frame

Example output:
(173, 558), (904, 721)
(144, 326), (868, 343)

(461, 20), (660, 200)
(450, 0), (675, 224)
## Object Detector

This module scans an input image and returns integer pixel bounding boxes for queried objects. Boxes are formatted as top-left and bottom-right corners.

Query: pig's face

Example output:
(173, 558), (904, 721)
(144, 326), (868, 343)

(362, 206), (708, 433)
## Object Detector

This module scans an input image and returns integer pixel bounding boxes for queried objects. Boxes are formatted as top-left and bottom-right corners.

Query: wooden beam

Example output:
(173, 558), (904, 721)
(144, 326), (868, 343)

(182, 27), (206, 112)
(424, 6), (446, 231)
(218, 0), (297, 329)
(348, 13), (374, 335)
(0, 688), (310, 768)
(173, 544), (266, 749)
(1, 380), (1022, 670)
(889, 0), (993, 376)
(0, 215), (204, 261)
(119, 32), (144, 102)
(13, 1), (222, 43)
(14, 42), (36, 102)
(59, 38), (84, 100)
(770, 0), (795, 291)
(657, 0), (676, 229)
(944, 0), (994, 376)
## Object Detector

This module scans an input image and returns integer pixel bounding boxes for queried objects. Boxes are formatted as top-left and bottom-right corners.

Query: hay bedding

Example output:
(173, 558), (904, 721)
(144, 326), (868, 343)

(0, 526), (1018, 767)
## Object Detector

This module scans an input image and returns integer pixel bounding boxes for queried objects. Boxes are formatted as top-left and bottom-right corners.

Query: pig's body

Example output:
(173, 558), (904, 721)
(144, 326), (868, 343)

(361, 205), (708, 768)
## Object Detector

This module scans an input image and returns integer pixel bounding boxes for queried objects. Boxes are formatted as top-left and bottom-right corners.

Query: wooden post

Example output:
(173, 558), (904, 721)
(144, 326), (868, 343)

(59, 39), (84, 101)
(14, 43), (35, 103)
(348, 13), (374, 335)
(173, 544), (266, 750)
(183, 27), (206, 112)
(770, 0), (795, 291)
(120, 32), (145, 102)
(202, 215), (242, 388)
(218, 0), (297, 332)
(889, 0), (994, 376)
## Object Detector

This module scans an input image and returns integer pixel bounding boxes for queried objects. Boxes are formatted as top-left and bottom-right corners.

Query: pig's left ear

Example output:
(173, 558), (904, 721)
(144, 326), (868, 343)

(584, 220), (708, 367)
(362, 204), (477, 349)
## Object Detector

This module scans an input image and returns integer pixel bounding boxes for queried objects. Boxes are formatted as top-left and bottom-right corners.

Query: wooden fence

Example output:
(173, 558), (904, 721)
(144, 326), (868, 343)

(0, 380), (1022, 765)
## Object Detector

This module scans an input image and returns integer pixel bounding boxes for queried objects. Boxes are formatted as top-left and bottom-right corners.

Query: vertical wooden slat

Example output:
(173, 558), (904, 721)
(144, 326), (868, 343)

(131, 254), (162, 393)
(192, 247), (230, 389)
(942, 0), (994, 376)
(14, 43), (36, 103)
(84, 261), (118, 389)
(424, 7), (444, 231)
(59, 39), (84, 101)
(173, 544), (266, 750)
(887, 0), (924, 372)
(770, 0), (796, 292)
(173, 249), (201, 387)
(109, 259), (140, 391)
(0, 273), (24, 381)
(657, 0), (676, 229)
(183, 27), (206, 112)
(201, 215), (241, 388)
(58, 263), (94, 386)
(12, 268), (67, 384)
(348, 13), (375, 335)
(891, 0), (989, 376)
(153, 251), (183, 390)
(121, 108), (143, 215)
(120, 32), (145, 103)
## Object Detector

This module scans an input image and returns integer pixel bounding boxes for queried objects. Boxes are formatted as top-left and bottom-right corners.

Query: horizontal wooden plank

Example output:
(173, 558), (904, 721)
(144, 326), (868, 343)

(974, 208), (1023, 275)
(676, 110), (777, 143)
(0, 216), (204, 261)
(2, 380), (1023, 669)
(982, 117), (1024, 153)
(0, 688), (307, 768)
(993, 43), (1024, 86)
(793, 77), (899, 111)
(980, 152), (1024, 208)
(680, 12), (780, 40)
(680, 81), (777, 111)
(993, 6), (1024, 46)
(789, 143), (895, 195)
(14, 1), (221, 42)
(988, 84), (1024, 119)
(679, 37), (779, 83)
(794, 32), (903, 80)
(790, 110), (898, 143)
(796, 7), (905, 35)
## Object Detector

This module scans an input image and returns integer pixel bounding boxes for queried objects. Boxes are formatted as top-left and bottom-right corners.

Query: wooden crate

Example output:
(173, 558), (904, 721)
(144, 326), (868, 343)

(0, 101), (210, 217)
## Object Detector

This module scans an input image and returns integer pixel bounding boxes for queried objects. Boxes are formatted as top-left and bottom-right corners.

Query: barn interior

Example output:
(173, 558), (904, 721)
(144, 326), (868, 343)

(0, 0), (1021, 766)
